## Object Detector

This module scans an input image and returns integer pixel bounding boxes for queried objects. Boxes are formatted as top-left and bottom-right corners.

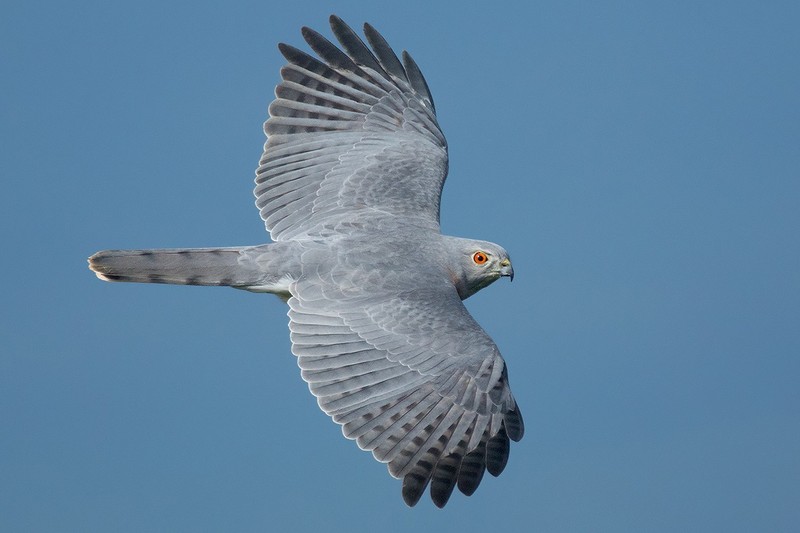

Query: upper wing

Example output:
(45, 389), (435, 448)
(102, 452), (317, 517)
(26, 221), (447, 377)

(255, 15), (448, 241)
(288, 278), (523, 507)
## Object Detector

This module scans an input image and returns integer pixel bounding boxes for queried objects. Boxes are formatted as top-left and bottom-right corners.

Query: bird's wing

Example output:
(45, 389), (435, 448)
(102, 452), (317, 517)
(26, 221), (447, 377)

(256, 15), (448, 241)
(288, 275), (523, 507)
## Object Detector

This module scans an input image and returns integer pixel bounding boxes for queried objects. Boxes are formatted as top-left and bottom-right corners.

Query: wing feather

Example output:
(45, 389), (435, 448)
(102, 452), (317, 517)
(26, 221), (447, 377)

(256, 15), (447, 241)
(342, 388), (429, 437)
(363, 390), (441, 453)
(287, 279), (523, 507)
(363, 23), (412, 89)
(298, 349), (385, 371)
(328, 16), (389, 77)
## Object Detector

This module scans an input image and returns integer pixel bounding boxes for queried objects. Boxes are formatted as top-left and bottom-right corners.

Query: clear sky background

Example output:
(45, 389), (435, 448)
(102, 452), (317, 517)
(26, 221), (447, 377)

(2, 1), (798, 531)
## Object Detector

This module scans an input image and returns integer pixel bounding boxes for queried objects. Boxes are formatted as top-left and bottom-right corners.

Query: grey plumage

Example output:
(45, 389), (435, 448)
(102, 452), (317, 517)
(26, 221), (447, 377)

(89, 15), (523, 508)
(90, 248), (252, 286)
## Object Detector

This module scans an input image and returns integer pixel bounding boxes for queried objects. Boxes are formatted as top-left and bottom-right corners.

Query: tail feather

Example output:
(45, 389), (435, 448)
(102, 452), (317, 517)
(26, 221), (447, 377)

(88, 247), (259, 287)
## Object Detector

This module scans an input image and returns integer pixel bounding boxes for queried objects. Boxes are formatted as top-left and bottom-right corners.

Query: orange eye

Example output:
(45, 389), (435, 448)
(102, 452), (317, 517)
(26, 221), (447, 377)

(472, 251), (489, 265)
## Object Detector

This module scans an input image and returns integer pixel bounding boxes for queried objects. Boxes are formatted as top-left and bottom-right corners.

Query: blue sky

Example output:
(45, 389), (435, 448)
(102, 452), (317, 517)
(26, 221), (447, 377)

(2, 1), (799, 531)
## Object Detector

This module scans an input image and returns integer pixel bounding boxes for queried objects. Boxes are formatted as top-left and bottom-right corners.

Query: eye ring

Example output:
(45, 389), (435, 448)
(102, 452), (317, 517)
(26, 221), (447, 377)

(472, 251), (489, 265)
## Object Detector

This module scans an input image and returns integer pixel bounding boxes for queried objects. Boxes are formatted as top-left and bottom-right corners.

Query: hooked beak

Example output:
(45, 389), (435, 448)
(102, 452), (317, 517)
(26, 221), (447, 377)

(499, 259), (514, 282)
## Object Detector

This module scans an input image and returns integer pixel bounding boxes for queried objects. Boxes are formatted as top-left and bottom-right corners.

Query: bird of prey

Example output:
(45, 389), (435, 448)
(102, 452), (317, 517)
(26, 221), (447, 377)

(89, 15), (523, 508)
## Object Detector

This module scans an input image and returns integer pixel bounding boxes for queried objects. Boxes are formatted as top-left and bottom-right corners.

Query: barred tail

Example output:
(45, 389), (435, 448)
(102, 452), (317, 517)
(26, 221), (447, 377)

(88, 247), (260, 287)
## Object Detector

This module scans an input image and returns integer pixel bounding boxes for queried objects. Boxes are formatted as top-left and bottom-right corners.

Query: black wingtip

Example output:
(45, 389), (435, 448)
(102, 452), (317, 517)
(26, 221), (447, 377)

(276, 41), (294, 58)
(363, 21), (409, 84)
(300, 25), (318, 44)
(485, 428), (510, 477)
(505, 408), (525, 442)
(328, 14), (385, 75)
(401, 473), (428, 507)
(429, 454), (461, 508)
(456, 443), (487, 496)
(401, 50), (435, 112)
(301, 24), (360, 73)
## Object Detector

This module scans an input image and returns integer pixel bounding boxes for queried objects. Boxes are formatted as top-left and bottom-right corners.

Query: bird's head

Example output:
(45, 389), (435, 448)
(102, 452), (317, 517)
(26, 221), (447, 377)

(448, 238), (513, 299)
